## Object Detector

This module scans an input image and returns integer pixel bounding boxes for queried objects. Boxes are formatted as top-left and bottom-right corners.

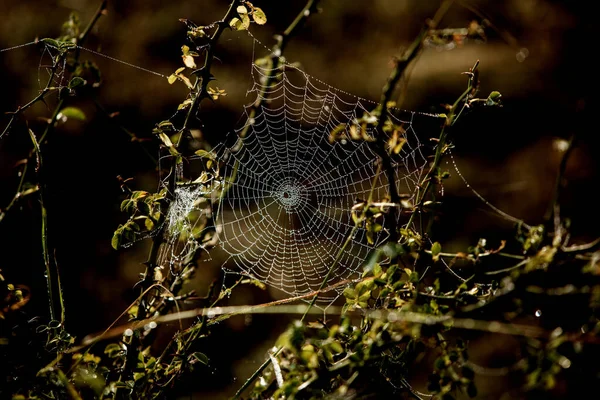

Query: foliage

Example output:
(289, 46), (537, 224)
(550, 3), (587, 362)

(0, 1), (598, 399)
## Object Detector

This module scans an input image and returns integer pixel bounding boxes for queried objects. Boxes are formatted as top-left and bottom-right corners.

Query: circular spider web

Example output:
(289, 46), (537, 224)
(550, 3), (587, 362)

(208, 58), (431, 306)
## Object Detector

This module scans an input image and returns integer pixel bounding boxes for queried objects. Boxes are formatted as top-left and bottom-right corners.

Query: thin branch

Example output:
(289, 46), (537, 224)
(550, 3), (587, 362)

(238, 0), (321, 140)
(407, 60), (478, 229)
(373, 0), (454, 241)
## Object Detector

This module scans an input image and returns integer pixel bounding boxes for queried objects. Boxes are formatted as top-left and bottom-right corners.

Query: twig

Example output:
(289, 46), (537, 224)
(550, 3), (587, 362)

(544, 132), (576, 225)
(407, 60), (478, 229)
(140, 0), (244, 307)
(373, 0), (454, 243)
(238, 0), (321, 140)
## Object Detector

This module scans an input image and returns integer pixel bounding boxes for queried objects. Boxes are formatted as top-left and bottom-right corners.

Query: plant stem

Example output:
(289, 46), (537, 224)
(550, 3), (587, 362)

(406, 64), (476, 229)
(544, 132), (576, 225)
(238, 0), (321, 140)
(373, 0), (454, 242)
(141, 0), (243, 305)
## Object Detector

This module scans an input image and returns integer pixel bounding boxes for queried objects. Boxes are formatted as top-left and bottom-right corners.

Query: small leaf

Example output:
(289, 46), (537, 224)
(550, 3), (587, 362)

(194, 149), (215, 159)
(68, 76), (85, 89)
(431, 242), (442, 258)
(167, 74), (178, 84)
(104, 343), (124, 358)
(182, 54), (196, 69)
(240, 14), (251, 29)
(236, 5), (248, 14)
(59, 106), (86, 121)
(229, 17), (244, 31)
(343, 287), (356, 299)
(175, 67), (186, 74)
(144, 218), (155, 231)
(158, 132), (173, 147)
(111, 233), (121, 250)
(178, 74), (193, 89)
(178, 98), (193, 110)
(253, 8), (267, 25)
(189, 352), (209, 365)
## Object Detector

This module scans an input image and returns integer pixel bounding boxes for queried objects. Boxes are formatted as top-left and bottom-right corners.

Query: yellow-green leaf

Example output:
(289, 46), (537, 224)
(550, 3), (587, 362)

(230, 17), (244, 31)
(241, 14), (250, 29)
(145, 218), (155, 231)
(59, 106), (86, 121)
(179, 75), (193, 89)
(253, 7), (267, 25)
(167, 74), (177, 84)
(158, 132), (173, 147)
(194, 149), (215, 159)
(431, 242), (442, 257)
(178, 98), (193, 110)
(111, 233), (121, 250)
(236, 5), (248, 14)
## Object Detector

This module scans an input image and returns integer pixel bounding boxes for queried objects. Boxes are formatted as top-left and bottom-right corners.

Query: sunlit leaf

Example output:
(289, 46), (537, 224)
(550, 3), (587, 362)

(111, 232), (121, 250)
(240, 14), (251, 29)
(182, 54), (196, 69)
(431, 242), (442, 259)
(158, 132), (173, 147)
(58, 106), (86, 121)
(229, 17), (244, 31)
(237, 5), (248, 14)
(194, 149), (215, 159)
(178, 98), (193, 110)
(144, 218), (155, 231)
(253, 8), (267, 25)
(167, 74), (178, 84)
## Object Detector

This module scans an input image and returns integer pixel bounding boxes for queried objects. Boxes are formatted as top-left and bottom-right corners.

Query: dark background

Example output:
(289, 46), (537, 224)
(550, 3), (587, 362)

(0, 1), (597, 398)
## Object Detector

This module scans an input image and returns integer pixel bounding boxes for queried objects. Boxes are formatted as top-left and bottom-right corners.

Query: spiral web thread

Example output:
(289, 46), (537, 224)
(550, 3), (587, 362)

(196, 54), (434, 307)
(0, 37), (433, 307)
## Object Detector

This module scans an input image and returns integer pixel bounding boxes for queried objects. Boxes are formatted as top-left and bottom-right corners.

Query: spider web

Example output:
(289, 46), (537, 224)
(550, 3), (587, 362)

(0, 37), (436, 307)
(196, 47), (434, 306)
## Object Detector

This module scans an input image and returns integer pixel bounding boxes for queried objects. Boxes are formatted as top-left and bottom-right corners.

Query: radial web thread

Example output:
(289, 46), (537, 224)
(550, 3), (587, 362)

(197, 56), (433, 306)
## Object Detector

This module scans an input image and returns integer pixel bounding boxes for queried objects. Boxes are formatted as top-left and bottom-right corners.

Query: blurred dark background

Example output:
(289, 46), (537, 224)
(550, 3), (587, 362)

(0, 0), (597, 398)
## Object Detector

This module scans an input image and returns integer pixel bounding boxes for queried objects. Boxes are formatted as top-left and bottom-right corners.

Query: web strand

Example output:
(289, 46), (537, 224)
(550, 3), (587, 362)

(172, 39), (436, 307)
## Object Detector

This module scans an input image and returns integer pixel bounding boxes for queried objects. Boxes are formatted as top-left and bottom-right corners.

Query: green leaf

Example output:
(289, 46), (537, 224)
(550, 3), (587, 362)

(240, 14), (250, 29)
(167, 74), (178, 84)
(104, 343), (123, 358)
(431, 241), (442, 260)
(158, 120), (175, 129)
(236, 5), (248, 14)
(59, 106), (86, 121)
(229, 17), (244, 31)
(194, 149), (215, 159)
(111, 232), (121, 250)
(343, 287), (356, 300)
(120, 199), (133, 212)
(158, 132), (173, 147)
(189, 352), (209, 365)
(68, 76), (85, 89)
(253, 8), (267, 25)
(144, 218), (155, 231)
